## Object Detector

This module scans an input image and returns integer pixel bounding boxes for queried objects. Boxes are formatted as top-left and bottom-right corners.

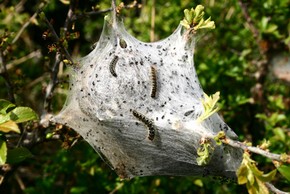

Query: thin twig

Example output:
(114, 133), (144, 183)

(12, 2), (46, 44)
(0, 49), (15, 103)
(265, 182), (290, 194)
(70, 1), (142, 22)
(42, 52), (61, 115)
(71, 8), (112, 22)
(150, 0), (156, 42)
(41, 1), (78, 126)
(0, 50), (42, 73)
(109, 182), (124, 194)
(238, 0), (269, 113)
(41, 14), (74, 63)
(222, 138), (290, 163)
(15, 172), (26, 190)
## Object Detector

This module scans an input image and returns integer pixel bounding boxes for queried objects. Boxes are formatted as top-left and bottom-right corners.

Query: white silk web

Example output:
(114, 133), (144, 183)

(52, 10), (242, 179)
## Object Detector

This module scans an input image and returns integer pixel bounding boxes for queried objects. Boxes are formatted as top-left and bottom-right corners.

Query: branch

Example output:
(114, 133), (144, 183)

(265, 182), (290, 194)
(12, 2), (47, 44)
(40, 52), (61, 127)
(40, 1), (77, 126)
(222, 137), (290, 164)
(71, 8), (112, 22)
(0, 50), (42, 73)
(70, 1), (142, 22)
(41, 13), (74, 64)
(150, 0), (156, 42)
(238, 0), (270, 113)
(0, 49), (15, 103)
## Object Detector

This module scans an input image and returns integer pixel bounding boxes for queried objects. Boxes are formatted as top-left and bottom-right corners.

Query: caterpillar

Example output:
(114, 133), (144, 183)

(132, 110), (155, 141)
(109, 56), (119, 77)
(150, 65), (157, 98)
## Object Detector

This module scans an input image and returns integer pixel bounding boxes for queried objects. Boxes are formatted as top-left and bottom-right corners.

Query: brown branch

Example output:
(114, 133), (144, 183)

(0, 49), (15, 103)
(70, 1), (142, 22)
(12, 2), (47, 44)
(15, 172), (26, 190)
(0, 50), (42, 73)
(150, 0), (156, 42)
(238, 0), (270, 113)
(41, 14), (74, 64)
(71, 8), (112, 22)
(40, 1), (78, 126)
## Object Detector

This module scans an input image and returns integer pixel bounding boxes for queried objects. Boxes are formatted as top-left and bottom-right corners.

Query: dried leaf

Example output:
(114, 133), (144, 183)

(0, 120), (20, 133)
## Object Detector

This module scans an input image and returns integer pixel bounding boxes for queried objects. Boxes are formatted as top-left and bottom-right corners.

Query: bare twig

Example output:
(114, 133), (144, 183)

(15, 172), (26, 190)
(222, 137), (290, 164)
(12, 2), (47, 44)
(70, 1), (142, 22)
(0, 49), (15, 103)
(41, 1), (78, 126)
(265, 182), (290, 194)
(0, 50), (42, 73)
(150, 0), (156, 42)
(109, 182), (124, 194)
(41, 14), (74, 63)
(238, 0), (269, 112)
(0, 164), (12, 186)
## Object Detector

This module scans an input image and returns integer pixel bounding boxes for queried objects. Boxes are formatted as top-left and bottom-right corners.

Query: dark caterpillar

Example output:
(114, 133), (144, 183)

(109, 56), (119, 77)
(150, 65), (157, 98)
(132, 110), (155, 141)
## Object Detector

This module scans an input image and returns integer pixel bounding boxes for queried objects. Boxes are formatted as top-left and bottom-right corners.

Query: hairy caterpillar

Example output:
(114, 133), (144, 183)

(150, 65), (157, 98)
(132, 110), (155, 141)
(109, 56), (119, 77)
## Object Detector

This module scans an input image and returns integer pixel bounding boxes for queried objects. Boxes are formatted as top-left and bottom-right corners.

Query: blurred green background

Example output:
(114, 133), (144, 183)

(0, 0), (289, 193)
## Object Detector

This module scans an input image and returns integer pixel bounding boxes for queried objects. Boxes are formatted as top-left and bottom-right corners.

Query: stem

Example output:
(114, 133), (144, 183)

(12, 2), (46, 44)
(265, 182), (290, 194)
(70, 2), (141, 22)
(238, 0), (269, 113)
(41, 14), (74, 64)
(222, 138), (290, 164)
(0, 49), (15, 103)
(150, 0), (156, 42)
(43, 52), (61, 113)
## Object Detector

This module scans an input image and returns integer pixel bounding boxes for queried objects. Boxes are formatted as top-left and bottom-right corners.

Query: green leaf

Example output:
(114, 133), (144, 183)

(237, 164), (248, 184)
(277, 165), (290, 181)
(0, 114), (10, 125)
(273, 127), (286, 141)
(0, 120), (20, 133)
(256, 169), (276, 182)
(196, 140), (214, 166)
(0, 139), (7, 165)
(184, 9), (193, 24)
(237, 152), (273, 194)
(181, 5), (215, 31)
(8, 107), (38, 123)
(197, 91), (220, 122)
(0, 99), (15, 115)
(6, 147), (33, 164)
